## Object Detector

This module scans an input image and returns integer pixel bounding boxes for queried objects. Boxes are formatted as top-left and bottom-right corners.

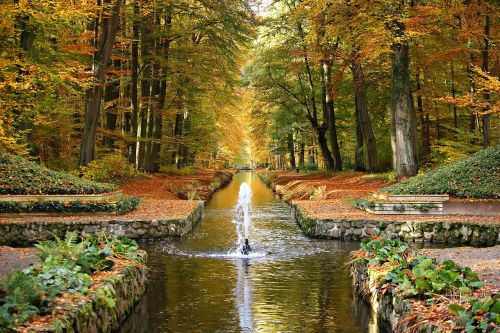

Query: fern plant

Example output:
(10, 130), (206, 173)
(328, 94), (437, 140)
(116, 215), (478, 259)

(310, 186), (327, 200)
(35, 232), (113, 274)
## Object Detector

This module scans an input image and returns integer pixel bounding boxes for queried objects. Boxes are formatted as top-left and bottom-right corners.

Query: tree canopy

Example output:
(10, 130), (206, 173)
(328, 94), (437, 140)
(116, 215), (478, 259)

(0, 0), (497, 175)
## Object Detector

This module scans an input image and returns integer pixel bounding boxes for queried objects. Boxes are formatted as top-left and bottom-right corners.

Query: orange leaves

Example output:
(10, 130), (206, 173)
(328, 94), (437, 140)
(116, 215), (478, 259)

(435, 66), (500, 116)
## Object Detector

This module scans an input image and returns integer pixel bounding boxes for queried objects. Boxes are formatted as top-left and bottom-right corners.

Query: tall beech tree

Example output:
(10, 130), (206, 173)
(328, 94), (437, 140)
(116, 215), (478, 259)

(80, 0), (123, 166)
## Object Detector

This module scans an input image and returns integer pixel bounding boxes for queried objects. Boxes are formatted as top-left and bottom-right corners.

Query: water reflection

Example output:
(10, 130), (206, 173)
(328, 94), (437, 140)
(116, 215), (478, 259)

(116, 172), (382, 333)
(235, 259), (253, 332)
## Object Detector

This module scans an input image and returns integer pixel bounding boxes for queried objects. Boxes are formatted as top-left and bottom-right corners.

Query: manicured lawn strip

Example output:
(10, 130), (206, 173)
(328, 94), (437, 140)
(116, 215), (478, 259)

(352, 235), (499, 332)
(382, 146), (500, 199)
(0, 153), (116, 195)
(0, 232), (145, 330)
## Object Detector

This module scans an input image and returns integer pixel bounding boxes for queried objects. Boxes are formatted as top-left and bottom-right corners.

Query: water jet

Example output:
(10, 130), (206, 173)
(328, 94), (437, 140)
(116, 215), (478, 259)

(234, 183), (252, 255)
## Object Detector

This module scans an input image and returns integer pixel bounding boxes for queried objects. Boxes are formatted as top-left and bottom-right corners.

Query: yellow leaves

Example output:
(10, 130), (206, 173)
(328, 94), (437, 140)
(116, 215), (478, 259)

(435, 66), (499, 117)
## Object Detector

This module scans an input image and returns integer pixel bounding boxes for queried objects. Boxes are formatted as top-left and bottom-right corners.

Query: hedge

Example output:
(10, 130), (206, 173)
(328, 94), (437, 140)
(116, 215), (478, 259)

(382, 146), (499, 198)
(0, 197), (140, 214)
(0, 152), (117, 195)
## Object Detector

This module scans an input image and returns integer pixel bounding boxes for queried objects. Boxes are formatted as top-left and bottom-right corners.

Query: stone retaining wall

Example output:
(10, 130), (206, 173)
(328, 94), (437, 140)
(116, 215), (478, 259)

(291, 204), (499, 246)
(0, 202), (204, 246)
(19, 260), (148, 333)
(351, 260), (437, 333)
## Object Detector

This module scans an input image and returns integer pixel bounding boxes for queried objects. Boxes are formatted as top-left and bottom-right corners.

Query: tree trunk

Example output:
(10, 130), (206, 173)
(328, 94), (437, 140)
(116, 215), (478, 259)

(298, 142), (305, 168)
(324, 62), (342, 171)
(174, 111), (184, 169)
(416, 73), (430, 160)
(287, 133), (296, 170)
(351, 59), (377, 172)
(450, 62), (458, 128)
(137, 12), (153, 171)
(103, 60), (120, 149)
(128, 1), (139, 165)
(79, 0), (122, 166)
(150, 8), (172, 172)
(297, 22), (335, 171)
(354, 99), (365, 172)
(481, 13), (490, 147)
(391, 39), (418, 177)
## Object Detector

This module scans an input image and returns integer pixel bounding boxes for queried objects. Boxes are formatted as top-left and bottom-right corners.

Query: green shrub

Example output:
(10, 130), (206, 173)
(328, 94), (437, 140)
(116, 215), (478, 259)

(0, 152), (117, 195)
(0, 197), (140, 214)
(382, 146), (500, 198)
(78, 154), (138, 182)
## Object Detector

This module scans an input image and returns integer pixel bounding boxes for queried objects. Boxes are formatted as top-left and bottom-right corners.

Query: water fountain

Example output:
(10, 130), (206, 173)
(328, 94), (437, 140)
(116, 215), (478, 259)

(233, 183), (252, 255)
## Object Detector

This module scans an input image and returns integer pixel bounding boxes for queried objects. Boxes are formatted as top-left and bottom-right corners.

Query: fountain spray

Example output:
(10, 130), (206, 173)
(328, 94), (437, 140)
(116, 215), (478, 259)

(234, 183), (252, 255)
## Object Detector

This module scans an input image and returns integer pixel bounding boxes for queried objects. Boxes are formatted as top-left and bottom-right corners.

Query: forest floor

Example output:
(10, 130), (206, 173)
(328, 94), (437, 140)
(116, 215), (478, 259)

(265, 170), (500, 225)
(0, 169), (235, 224)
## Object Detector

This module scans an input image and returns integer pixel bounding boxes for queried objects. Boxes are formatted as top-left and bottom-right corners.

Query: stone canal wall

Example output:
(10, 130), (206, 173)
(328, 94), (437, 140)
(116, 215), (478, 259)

(19, 259), (148, 333)
(0, 201), (204, 246)
(291, 204), (499, 246)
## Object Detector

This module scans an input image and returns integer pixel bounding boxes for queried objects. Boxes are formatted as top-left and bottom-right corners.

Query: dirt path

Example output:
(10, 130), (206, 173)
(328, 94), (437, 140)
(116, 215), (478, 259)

(0, 247), (38, 280)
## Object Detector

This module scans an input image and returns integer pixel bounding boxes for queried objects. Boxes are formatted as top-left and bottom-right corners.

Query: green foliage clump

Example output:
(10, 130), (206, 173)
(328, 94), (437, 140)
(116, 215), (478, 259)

(0, 271), (58, 327)
(78, 154), (139, 182)
(25, 259), (93, 295)
(448, 295), (499, 332)
(360, 234), (494, 332)
(360, 234), (410, 265)
(382, 146), (500, 198)
(0, 152), (117, 195)
(0, 232), (144, 329)
(383, 257), (484, 298)
(0, 197), (140, 214)
(353, 198), (376, 211)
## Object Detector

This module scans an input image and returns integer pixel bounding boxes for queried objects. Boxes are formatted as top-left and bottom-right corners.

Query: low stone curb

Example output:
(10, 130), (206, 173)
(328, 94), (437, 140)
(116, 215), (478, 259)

(0, 202), (204, 246)
(18, 258), (148, 333)
(291, 204), (499, 246)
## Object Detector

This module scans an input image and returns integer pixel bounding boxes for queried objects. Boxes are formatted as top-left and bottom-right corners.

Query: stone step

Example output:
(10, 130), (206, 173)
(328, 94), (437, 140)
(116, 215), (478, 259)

(0, 191), (123, 203)
(368, 202), (444, 215)
(373, 193), (449, 202)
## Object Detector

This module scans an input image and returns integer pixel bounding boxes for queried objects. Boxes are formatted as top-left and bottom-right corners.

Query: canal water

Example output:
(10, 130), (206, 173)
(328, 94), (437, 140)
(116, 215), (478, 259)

(118, 172), (380, 333)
